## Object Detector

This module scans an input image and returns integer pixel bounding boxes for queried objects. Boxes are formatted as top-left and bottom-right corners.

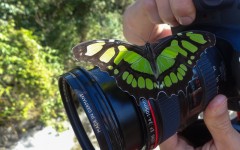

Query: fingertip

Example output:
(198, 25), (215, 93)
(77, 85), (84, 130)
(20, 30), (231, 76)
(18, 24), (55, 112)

(203, 95), (229, 136)
(204, 95), (240, 149)
(178, 16), (194, 26)
(203, 94), (231, 137)
(170, 0), (196, 25)
(205, 94), (228, 117)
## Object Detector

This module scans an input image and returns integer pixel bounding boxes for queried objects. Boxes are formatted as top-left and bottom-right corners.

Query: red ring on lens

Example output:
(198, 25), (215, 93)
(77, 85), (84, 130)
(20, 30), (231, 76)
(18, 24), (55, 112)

(147, 100), (159, 148)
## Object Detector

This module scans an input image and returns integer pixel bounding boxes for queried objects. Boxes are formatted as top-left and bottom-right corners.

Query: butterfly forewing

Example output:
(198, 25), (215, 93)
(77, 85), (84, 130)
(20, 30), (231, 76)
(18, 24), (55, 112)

(72, 39), (161, 101)
(152, 31), (216, 95)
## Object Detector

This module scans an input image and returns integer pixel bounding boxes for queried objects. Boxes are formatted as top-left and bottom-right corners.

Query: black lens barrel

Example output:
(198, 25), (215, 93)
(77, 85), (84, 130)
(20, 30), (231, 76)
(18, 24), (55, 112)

(59, 67), (144, 150)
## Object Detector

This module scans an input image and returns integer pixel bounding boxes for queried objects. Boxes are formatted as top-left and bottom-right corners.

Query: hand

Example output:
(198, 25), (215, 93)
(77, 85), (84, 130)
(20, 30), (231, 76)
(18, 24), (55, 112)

(123, 0), (196, 45)
(159, 94), (240, 150)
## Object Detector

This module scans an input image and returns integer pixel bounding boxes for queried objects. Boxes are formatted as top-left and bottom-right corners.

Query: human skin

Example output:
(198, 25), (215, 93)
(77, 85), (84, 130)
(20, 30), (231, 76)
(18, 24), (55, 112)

(123, 0), (195, 45)
(123, 0), (240, 149)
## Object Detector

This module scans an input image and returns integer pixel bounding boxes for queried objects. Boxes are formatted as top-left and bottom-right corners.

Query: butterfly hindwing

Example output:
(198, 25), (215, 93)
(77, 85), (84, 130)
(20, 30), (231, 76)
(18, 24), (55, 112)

(113, 60), (160, 101)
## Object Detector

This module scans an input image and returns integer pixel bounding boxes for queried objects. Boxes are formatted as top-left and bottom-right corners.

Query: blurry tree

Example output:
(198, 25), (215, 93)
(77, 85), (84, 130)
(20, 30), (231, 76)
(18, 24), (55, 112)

(0, 0), (134, 146)
(1, 0), (133, 62)
(0, 19), (64, 129)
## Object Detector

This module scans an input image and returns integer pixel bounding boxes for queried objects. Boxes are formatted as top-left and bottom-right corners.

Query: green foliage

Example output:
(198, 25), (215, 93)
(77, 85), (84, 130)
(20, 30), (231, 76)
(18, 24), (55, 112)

(0, 19), (65, 128)
(0, 0), (134, 137)
(85, 12), (124, 40)
(0, 0), (133, 60)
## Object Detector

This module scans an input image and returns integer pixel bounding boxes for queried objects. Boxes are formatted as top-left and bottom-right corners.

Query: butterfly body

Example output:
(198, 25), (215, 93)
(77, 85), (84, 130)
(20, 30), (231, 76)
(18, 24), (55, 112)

(73, 31), (216, 101)
(143, 42), (159, 78)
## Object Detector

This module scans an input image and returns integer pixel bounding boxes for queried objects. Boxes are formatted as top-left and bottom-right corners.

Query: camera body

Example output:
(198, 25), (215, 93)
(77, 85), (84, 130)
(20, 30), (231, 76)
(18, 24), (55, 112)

(58, 0), (240, 149)
(173, 0), (240, 99)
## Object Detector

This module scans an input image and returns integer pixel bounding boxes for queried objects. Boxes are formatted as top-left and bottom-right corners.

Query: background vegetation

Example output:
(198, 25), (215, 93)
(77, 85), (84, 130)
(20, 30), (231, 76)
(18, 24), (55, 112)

(0, 0), (133, 147)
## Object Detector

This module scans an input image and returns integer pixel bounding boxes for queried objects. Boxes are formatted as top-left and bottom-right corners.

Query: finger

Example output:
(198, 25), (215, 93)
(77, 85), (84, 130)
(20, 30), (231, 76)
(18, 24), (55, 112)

(123, 0), (158, 45)
(195, 140), (215, 150)
(156, 0), (179, 26)
(142, 0), (162, 24)
(169, 0), (196, 25)
(160, 134), (193, 150)
(146, 24), (172, 43)
(204, 94), (240, 149)
(160, 134), (178, 149)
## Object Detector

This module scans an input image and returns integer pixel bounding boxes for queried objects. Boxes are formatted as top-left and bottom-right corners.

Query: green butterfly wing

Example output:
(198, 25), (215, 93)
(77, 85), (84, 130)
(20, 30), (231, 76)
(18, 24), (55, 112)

(72, 30), (216, 101)
(152, 30), (216, 95)
(72, 39), (160, 100)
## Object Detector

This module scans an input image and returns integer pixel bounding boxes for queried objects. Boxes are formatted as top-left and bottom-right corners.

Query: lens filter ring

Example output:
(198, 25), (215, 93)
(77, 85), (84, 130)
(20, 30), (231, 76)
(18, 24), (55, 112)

(59, 74), (95, 150)
(59, 67), (124, 150)
(60, 71), (109, 149)
(74, 67), (126, 149)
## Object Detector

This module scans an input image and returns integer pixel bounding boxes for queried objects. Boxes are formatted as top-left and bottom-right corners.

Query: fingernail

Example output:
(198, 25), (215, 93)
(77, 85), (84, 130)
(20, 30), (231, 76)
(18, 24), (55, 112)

(178, 16), (193, 25)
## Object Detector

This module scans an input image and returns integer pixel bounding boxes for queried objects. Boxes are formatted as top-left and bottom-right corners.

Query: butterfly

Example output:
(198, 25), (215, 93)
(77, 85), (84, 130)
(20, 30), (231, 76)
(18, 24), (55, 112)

(73, 30), (216, 101)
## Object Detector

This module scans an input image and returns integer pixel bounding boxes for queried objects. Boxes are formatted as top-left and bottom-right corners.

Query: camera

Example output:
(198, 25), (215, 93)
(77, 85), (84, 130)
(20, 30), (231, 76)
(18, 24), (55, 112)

(58, 0), (240, 149)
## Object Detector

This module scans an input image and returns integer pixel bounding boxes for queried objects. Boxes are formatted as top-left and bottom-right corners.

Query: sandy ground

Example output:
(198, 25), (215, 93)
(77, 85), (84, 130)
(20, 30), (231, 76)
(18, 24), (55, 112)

(12, 124), (77, 150)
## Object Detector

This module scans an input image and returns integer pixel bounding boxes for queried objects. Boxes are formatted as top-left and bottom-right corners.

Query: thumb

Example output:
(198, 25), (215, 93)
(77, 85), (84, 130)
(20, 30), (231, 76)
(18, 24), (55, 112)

(204, 94), (240, 149)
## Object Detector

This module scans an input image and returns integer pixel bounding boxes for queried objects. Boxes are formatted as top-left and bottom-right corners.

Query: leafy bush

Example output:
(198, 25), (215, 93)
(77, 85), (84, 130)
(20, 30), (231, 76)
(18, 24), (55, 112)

(0, 0), (134, 139)
(0, 19), (65, 130)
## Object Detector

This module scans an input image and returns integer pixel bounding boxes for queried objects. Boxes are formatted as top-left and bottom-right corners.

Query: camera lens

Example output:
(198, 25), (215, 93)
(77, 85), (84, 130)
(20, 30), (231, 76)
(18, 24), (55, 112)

(59, 67), (145, 150)
(59, 45), (227, 150)
(59, 65), (185, 149)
